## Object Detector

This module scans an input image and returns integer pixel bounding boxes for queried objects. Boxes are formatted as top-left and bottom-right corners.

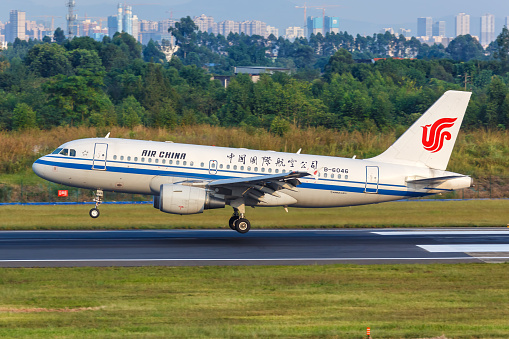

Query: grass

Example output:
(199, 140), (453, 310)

(0, 264), (509, 338)
(0, 200), (508, 230)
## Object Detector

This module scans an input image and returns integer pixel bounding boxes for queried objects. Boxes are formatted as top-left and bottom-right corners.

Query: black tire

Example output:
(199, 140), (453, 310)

(235, 218), (251, 234)
(228, 216), (239, 230)
(89, 208), (100, 218)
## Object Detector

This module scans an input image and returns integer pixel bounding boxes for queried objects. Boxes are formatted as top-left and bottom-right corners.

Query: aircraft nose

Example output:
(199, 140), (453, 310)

(32, 159), (47, 179)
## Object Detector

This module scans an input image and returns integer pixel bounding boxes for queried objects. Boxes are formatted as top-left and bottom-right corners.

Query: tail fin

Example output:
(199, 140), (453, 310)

(370, 90), (471, 170)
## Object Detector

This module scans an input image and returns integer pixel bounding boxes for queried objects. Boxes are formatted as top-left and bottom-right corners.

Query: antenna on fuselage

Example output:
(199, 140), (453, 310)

(296, 148), (302, 154)
(105, 132), (110, 138)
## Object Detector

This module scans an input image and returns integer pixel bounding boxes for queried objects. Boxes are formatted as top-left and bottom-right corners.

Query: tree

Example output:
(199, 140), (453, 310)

(12, 103), (37, 130)
(169, 16), (198, 58)
(25, 44), (73, 78)
(117, 95), (145, 129)
(494, 27), (509, 62)
(53, 27), (66, 44)
(324, 48), (354, 80)
(445, 35), (484, 61)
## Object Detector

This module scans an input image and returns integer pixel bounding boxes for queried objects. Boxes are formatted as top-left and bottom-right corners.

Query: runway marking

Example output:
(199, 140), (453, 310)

(418, 245), (509, 253)
(374, 231), (509, 236)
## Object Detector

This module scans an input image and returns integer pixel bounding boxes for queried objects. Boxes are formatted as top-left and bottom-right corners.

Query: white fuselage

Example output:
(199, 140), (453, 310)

(32, 138), (470, 208)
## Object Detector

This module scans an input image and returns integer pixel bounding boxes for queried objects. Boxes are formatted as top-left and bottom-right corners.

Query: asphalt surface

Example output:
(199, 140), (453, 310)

(1, 228), (509, 267)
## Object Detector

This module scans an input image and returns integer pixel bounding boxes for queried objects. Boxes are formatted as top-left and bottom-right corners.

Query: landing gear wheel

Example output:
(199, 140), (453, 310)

(234, 218), (251, 234)
(89, 208), (100, 218)
(229, 216), (239, 230)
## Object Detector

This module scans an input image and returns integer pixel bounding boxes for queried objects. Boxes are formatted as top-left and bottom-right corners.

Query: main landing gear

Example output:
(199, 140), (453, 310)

(228, 207), (251, 234)
(89, 189), (103, 218)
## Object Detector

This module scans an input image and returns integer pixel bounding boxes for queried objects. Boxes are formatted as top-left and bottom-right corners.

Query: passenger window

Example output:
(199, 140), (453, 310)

(227, 165), (230, 169)
(155, 159), (159, 164)
(127, 156), (131, 161)
(113, 155), (117, 160)
(190, 161), (194, 166)
(233, 165), (237, 170)
(134, 157), (138, 162)
(148, 158), (152, 163)
(120, 156), (124, 161)
(345, 175), (349, 180)
(275, 169), (279, 173)
(331, 174), (334, 179)
(170, 160), (173, 165)
(162, 159), (166, 164)
(219, 164), (223, 169)
(183, 161), (187, 166)
(254, 167), (258, 172)
(338, 174), (341, 179)
(241, 166), (244, 171)
(247, 166), (251, 171)
(268, 168), (272, 173)
(261, 168), (265, 172)
(141, 158), (145, 162)
(176, 160), (180, 165)
(324, 173), (327, 178)
(201, 162), (204, 167)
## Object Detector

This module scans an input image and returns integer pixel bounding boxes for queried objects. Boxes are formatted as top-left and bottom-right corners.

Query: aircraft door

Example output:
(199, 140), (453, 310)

(92, 143), (108, 170)
(365, 166), (379, 193)
(209, 160), (218, 175)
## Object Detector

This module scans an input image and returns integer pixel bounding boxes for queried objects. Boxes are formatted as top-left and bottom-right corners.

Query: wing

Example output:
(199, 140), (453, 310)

(181, 171), (309, 202)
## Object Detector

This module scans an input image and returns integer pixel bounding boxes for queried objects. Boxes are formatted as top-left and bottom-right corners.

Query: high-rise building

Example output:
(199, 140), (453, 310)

(455, 13), (470, 36)
(307, 16), (323, 37)
(6, 10), (26, 43)
(417, 17), (432, 37)
(480, 13), (495, 46)
(324, 16), (339, 35)
(217, 20), (239, 36)
(193, 14), (215, 33)
(284, 26), (305, 40)
(108, 3), (136, 38)
(432, 21), (446, 37)
(266, 26), (278, 38)
(506, 16), (509, 28)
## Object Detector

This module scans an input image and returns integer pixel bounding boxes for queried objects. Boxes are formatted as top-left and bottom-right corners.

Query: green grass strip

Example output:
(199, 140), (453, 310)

(0, 200), (508, 230)
(0, 264), (508, 338)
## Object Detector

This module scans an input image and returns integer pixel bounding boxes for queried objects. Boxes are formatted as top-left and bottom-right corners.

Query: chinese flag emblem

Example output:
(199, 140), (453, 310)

(58, 190), (68, 197)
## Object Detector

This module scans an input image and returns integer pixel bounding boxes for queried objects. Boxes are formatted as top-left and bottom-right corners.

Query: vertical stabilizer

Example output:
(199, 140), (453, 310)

(370, 90), (471, 170)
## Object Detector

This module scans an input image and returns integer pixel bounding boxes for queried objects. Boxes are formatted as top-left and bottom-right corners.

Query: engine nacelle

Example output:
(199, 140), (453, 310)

(158, 184), (225, 215)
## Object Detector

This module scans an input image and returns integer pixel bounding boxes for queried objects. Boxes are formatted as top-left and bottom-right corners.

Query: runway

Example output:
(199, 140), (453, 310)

(1, 228), (509, 267)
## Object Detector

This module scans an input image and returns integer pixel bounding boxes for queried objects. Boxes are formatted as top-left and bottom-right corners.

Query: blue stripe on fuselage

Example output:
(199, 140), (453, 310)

(34, 158), (440, 198)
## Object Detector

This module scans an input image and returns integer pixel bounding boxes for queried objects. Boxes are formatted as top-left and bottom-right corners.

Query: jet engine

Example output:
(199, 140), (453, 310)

(157, 184), (225, 215)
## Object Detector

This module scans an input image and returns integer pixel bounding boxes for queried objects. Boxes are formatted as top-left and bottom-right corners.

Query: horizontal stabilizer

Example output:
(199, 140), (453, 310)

(406, 175), (464, 186)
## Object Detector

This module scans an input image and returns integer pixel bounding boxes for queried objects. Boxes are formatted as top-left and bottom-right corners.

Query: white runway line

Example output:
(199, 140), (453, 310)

(418, 244), (509, 253)
(373, 231), (509, 236)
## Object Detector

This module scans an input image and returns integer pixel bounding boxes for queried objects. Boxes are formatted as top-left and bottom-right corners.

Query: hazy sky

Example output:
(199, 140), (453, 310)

(1, 0), (507, 37)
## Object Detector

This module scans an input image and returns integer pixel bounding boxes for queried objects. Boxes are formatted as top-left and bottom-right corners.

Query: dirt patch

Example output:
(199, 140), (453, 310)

(0, 306), (105, 313)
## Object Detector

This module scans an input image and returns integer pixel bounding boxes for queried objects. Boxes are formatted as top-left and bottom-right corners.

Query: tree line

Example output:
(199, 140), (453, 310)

(0, 21), (509, 133)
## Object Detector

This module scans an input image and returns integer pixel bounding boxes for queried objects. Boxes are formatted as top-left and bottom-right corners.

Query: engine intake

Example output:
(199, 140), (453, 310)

(158, 184), (225, 215)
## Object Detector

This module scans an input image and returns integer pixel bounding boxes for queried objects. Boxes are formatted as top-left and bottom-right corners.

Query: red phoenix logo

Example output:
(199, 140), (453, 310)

(421, 118), (457, 153)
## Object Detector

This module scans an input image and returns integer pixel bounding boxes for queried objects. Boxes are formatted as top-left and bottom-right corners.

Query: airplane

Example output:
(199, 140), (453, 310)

(33, 90), (473, 233)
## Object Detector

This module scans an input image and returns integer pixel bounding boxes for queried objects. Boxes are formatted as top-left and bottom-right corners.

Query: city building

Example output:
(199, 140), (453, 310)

(455, 13), (470, 36)
(398, 28), (411, 37)
(324, 16), (339, 35)
(284, 26), (305, 40)
(480, 13), (495, 47)
(506, 16), (509, 28)
(108, 3), (137, 39)
(5, 10), (26, 43)
(380, 28), (394, 35)
(432, 21), (446, 37)
(266, 26), (278, 38)
(417, 17), (432, 37)
(307, 16), (323, 37)
(217, 20), (239, 36)
(193, 14), (215, 33)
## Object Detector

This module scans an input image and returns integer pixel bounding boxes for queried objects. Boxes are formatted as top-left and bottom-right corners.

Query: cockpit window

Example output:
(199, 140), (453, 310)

(52, 148), (63, 154)
(70, 149), (76, 157)
(59, 149), (69, 156)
